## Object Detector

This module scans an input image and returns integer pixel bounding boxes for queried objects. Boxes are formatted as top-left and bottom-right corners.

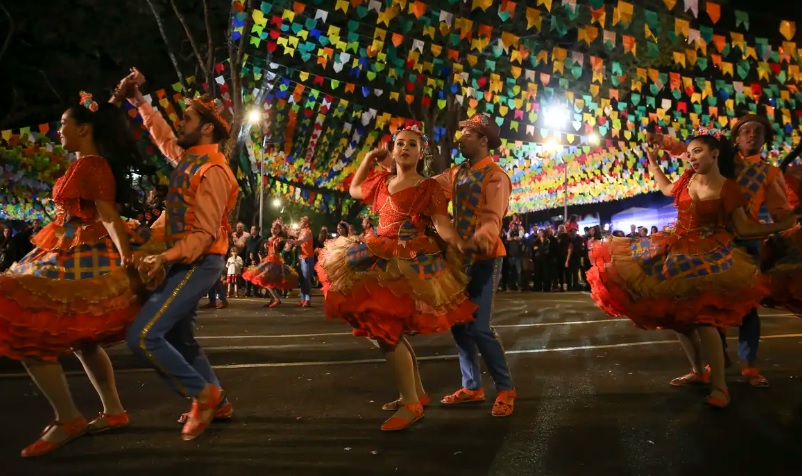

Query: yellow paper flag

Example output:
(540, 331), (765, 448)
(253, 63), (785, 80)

(780, 20), (797, 41)
(526, 7), (542, 30)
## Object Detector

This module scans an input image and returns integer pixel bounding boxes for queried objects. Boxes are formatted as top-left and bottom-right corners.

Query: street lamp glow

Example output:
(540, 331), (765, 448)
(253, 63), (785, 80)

(545, 137), (561, 152)
(291, 223), (299, 230)
(247, 109), (262, 124)
(588, 132), (600, 145)
(544, 105), (569, 128)
(272, 198), (281, 208)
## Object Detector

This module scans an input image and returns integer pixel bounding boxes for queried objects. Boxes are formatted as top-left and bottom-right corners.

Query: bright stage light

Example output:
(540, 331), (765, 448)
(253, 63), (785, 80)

(291, 223), (299, 230)
(544, 104), (569, 128)
(247, 109), (262, 124)
(588, 132), (600, 145)
(272, 199), (281, 207)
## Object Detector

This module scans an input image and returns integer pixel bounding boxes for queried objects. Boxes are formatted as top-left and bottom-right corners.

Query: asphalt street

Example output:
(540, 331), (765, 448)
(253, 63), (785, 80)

(2, 291), (802, 476)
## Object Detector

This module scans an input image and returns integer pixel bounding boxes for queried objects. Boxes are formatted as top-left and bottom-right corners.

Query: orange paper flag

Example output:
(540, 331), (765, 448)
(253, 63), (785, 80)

(706, 2), (720, 24)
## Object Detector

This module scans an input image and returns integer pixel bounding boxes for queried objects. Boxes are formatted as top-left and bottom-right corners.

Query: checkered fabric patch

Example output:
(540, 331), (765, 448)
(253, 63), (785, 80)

(11, 238), (122, 280)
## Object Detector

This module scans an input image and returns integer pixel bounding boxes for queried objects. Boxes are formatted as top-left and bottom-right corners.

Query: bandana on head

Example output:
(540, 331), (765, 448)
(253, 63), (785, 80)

(187, 94), (231, 134)
(79, 91), (99, 112)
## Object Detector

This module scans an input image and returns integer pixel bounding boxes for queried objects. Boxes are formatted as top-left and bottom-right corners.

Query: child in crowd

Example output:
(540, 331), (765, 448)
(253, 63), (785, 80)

(226, 247), (244, 298)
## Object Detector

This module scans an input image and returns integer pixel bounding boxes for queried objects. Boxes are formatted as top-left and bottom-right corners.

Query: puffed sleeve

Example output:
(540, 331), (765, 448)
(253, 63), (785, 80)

(360, 170), (388, 207)
(423, 179), (449, 217)
(721, 180), (748, 218)
(78, 156), (116, 202)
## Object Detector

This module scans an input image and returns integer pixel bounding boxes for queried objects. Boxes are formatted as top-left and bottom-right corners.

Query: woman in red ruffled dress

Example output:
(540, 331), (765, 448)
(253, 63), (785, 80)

(242, 220), (298, 308)
(0, 93), (159, 457)
(587, 130), (796, 408)
(316, 127), (476, 431)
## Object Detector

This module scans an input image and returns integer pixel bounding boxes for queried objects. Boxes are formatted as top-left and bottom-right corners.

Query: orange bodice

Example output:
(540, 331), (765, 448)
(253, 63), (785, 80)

(672, 176), (746, 239)
(50, 155), (115, 225)
(361, 172), (448, 239)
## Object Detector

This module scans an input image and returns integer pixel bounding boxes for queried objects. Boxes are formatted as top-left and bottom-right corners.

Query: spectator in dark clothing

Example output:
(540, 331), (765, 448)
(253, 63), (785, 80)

(0, 227), (16, 271)
(532, 229), (551, 292)
(244, 226), (264, 296)
(13, 219), (42, 261)
(506, 223), (524, 291)
(553, 227), (570, 291)
(564, 229), (585, 291)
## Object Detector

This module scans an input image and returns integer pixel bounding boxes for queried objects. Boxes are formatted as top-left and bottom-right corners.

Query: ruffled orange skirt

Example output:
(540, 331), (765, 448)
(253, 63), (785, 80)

(315, 233), (476, 345)
(242, 255), (298, 290)
(0, 220), (163, 360)
(761, 224), (802, 316)
(587, 229), (766, 333)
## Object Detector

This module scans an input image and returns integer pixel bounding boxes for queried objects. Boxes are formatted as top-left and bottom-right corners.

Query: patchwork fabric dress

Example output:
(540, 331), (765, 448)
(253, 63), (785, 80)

(0, 156), (159, 361)
(242, 236), (298, 290)
(587, 171), (766, 332)
(315, 171), (476, 345)
(761, 165), (802, 315)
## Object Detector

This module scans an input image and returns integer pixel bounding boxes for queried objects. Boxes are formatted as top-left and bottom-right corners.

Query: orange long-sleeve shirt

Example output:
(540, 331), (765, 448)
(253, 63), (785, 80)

(139, 103), (233, 263)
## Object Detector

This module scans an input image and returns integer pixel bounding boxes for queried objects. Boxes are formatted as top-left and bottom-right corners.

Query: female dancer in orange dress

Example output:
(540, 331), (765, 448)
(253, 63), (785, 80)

(587, 130), (796, 408)
(761, 143), (802, 314)
(242, 220), (299, 307)
(316, 127), (477, 431)
(0, 93), (159, 457)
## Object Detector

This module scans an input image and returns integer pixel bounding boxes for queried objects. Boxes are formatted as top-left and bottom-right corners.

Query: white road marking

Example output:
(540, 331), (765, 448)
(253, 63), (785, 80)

(2, 332), (802, 379)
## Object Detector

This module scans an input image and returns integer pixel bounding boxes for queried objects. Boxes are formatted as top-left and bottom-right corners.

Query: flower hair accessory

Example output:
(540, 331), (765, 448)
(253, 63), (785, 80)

(693, 127), (726, 141)
(79, 91), (99, 112)
(393, 124), (429, 144)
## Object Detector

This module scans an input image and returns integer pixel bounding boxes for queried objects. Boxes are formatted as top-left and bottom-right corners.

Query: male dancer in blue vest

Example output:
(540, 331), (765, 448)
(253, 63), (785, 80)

(435, 114), (517, 416)
(121, 71), (239, 441)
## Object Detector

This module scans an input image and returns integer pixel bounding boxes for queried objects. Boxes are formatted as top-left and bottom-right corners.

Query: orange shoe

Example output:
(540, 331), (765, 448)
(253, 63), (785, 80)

(181, 386), (225, 441)
(380, 403), (424, 431)
(669, 365), (711, 387)
(21, 416), (88, 458)
(178, 399), (234, 424)
(215, 300), (229, 309)
(704, 388), (731, 409)
(301, 300), (311, 308)
(87, 411), (129, 434)
(491, 389), (517, 417)
(742, 367), (770, 388)
(383, 394), (431, 411)
(441, 387), (486, 405)
(268, 299), (282, 308)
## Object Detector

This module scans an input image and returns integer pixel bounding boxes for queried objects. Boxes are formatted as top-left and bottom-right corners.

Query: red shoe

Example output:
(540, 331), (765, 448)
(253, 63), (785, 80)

(87, 411), (129, 434)
(178, 400), (233, 424)
(704, 388), (731, 409)
(181, 386), (226, 441)
(268, 299), (282, 308)
(742, 367), (770, 388)
(301, 300), (311, 308)
(441, 387), (486, 405)
(21, 416), (88, 458)
(491, 389), (517, 417)
(215, 300), (229, 309)
(380, 403), (424, 431)
(669, 365), (711, 387)
(383, 394), (431, 411)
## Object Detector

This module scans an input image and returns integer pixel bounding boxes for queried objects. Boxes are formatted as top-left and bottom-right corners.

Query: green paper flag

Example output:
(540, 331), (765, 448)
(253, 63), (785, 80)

(734, 10), (750, 31)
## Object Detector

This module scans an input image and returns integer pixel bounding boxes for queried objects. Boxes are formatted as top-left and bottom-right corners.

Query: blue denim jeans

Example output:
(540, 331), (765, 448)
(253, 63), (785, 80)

(127, 255), (225, 397)
(450, 257), (514, 391)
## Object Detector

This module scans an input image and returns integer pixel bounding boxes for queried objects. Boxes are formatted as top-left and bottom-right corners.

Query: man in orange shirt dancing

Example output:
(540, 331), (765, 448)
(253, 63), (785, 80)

(288, 216), (315, 307)
(435, 114), (517, 417)
(122, 74), (239, 441)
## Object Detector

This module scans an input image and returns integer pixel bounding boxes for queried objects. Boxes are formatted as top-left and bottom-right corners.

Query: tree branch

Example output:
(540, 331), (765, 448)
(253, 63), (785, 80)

(169, 0), (206, 82)
(0, 2), (13, 67)
(203, 0), (216, 95)
(144, 0), (187, 91)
